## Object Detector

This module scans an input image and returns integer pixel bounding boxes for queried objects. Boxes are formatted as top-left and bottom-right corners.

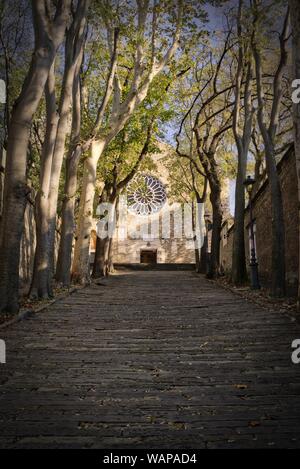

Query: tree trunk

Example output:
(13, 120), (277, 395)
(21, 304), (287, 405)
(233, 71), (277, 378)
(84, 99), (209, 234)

(92, 236), (111, 278)
(199, 241), (207, 274)
(289, 0), (300, 308)
(231, 2), (254, 287)
(0, 37), (57, 313)
(207, 184), (222, 279)
(107, 237), (115, 274)
(92, 193), (117, 278)
(56, 50), (83, 286)
(55, 146), (82, 285)
(0, 122), (32, 313)
(195, 247), (201, 272)
(0, 148), (6, 219)
(47, 36), (85, 282)
(72, 139), (106, 284)
(0, 1), (71, 312)
(107, 200), (118, 275)
(231, 153), (248, 285)
(30, 63), (58, 299)
(191, 200), (201, 272)
(197, 201), (208, 275)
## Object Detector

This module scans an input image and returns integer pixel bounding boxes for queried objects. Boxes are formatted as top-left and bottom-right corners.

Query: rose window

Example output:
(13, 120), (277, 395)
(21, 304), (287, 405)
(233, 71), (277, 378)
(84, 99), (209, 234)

(127, 174), (167, 216)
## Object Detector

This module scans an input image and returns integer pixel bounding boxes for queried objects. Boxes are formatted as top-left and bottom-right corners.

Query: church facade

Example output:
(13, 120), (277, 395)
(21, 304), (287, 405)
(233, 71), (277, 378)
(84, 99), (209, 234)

(92, 144), (199, 266)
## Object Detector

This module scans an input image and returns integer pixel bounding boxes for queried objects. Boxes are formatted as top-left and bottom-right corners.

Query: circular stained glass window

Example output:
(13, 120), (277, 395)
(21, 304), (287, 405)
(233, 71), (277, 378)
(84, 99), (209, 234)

(127, 174), (167, 216)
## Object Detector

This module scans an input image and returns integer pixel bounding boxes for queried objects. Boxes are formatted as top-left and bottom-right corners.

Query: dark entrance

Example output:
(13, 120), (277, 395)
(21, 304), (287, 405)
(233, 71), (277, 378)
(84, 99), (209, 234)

(140, 250), (157, 264)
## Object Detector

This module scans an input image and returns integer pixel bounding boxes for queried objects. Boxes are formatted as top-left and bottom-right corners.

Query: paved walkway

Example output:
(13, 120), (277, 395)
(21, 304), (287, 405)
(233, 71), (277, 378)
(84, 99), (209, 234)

(0, 270), (300, 449)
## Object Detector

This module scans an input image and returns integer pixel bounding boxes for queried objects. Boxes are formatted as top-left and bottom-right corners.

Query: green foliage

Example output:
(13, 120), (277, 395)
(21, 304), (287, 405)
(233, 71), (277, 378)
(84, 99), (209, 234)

(96, 71), (176, 196)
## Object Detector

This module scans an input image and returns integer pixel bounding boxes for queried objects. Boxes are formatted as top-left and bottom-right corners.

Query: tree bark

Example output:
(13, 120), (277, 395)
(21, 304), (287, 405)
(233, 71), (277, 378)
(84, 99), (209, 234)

(107, 237), (115, 274)
(47, 0), (89, 283)
(29, 0), (88, 297)
(231, 1), (253, 286)
(192, 186), (207, 274)
(92, 186), (110, 279)
(191, 200), (200, 272)
(0, 148), (6, 219)
(92, 236), (111, 278)
(0, 0), (71, 313)
(72, 139), (106, 284)
(30, 62), (58, 298)
(289, 0), (300, 308)
(55, 48), (84, 286)
(231, 150), (248, 285)
(207, 184), (222, 279)
(199, 239), (208, 274)
(71, 26), (120, 284)
(93, 194), (117, 278)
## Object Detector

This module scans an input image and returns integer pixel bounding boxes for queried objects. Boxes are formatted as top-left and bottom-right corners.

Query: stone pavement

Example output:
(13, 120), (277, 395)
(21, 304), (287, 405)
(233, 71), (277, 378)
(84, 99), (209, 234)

(0, 270), (300, 449)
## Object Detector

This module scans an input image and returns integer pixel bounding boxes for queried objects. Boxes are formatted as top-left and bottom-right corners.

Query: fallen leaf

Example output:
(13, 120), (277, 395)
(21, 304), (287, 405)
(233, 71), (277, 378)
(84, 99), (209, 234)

(233, 384), (248, 390)
(168, 421), (187, 430)
(248, 420), (261, 427)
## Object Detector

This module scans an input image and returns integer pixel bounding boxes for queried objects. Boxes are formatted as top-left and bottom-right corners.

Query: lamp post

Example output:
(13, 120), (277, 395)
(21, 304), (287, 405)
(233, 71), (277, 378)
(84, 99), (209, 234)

(243, 175), (260, 290)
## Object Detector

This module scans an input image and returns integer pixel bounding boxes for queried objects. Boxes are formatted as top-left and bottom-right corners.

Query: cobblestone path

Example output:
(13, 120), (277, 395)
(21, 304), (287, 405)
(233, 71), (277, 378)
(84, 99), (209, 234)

(0, 270), (300, 448)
